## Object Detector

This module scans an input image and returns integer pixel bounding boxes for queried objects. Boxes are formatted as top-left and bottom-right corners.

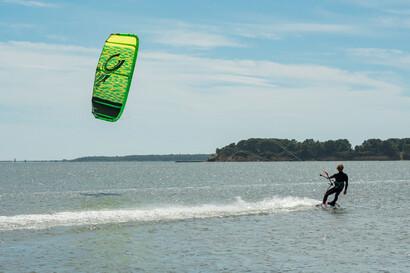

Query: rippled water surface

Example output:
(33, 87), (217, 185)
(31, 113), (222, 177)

(0, 161), (409, 272)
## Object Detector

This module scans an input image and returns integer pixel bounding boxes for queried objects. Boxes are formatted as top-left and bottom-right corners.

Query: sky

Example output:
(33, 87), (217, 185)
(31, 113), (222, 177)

(0, 0), (410, 160)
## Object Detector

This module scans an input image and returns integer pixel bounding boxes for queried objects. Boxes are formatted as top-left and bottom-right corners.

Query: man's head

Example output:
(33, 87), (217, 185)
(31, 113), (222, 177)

(337, 164), (344, 172)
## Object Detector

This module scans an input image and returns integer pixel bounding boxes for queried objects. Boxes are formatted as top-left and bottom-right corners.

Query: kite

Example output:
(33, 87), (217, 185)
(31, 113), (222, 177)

(92, 33), (139, 122)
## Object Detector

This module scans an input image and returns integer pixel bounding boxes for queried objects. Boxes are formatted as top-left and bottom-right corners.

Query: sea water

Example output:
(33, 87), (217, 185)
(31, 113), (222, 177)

(0, 161), (409, 272)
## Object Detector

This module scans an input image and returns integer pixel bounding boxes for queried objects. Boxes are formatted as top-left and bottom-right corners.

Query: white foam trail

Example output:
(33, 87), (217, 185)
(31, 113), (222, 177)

(0, 196), (318, 231)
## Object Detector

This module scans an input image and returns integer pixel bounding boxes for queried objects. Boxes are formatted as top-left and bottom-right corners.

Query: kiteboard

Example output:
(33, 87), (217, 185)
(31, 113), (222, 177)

(315, 203), (341, 210)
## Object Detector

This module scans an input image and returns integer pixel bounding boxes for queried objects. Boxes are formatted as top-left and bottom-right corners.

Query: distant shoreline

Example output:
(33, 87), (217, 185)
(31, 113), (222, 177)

(4, 137), (410, 162)
(1, 154), (211, 163)
(0, 159), (410, 164)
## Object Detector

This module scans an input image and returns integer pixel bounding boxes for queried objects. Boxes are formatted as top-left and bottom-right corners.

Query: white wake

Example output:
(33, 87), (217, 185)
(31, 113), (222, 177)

(0, 196), (318, 231)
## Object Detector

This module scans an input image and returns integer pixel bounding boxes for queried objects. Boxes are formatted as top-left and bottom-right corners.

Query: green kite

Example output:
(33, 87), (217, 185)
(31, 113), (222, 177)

(92, 33), (139, 122)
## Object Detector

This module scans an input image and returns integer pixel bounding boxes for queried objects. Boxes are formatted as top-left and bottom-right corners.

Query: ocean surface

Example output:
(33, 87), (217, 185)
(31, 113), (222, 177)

(0, 161), (409, 273)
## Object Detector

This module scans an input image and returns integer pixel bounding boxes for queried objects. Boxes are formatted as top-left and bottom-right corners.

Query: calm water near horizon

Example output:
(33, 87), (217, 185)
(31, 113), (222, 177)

(0, 161), (409, 272)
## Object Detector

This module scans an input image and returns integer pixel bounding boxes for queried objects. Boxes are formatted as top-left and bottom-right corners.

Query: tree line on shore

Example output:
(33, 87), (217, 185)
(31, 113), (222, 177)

(71, 154), (210, 162)
(209, 138), (410, 161)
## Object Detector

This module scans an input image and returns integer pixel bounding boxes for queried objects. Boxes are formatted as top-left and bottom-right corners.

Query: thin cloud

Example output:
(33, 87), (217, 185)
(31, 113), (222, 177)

(374, 15), (410, 29)
(1, 40), (401, 97)
(151, 29), (243, 49)
(1, 0), (58, 8)
(0, 41), (98, 54)
(146, 21), (243, 49)
(0, 41), (405, 105)
(340, 0), (410, 9)
(347, 48), (410, 69)
(0, 22), (36, 29)
(46, 34), (69, 42)
(142, 51), (400, 93)
(341, 0), (410, 28)
(384, 9), (410, 15)
(279, 23), (356, 33)
(145, 20), (359, 49)
(229, 22), (361, 40)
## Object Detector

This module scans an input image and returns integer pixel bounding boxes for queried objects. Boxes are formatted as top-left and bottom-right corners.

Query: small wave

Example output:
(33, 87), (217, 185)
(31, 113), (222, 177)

(79, 192), (122, 197)
(0, 196), (318, 231)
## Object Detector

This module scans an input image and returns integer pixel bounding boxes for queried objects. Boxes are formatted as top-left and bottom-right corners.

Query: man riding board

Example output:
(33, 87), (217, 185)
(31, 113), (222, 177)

(322, 164), (348, 207)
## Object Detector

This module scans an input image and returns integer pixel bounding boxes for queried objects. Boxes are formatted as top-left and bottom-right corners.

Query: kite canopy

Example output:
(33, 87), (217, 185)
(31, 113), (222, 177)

(92, 33), (139, 122)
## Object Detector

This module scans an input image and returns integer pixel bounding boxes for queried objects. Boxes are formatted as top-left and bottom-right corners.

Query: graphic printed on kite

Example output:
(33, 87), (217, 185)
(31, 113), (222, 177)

(95, 53), (125, 87)
(91, 33), (139, 122)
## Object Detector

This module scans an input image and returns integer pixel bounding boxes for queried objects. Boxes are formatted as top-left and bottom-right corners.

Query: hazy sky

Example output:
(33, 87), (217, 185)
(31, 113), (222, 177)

(1, 0), (409, 160)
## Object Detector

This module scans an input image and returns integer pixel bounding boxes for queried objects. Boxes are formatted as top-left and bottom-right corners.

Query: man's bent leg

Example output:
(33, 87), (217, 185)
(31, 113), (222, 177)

(328, 189), (342, 206)
(323, 187), (338, 204)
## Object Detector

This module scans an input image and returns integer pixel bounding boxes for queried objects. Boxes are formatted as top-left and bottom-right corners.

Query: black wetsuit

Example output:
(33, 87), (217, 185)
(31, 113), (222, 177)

(323, 171), (348, 206)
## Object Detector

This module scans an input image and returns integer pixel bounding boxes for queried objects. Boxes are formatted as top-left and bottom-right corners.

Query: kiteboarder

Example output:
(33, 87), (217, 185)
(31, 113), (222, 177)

(322, 164), (348, 207)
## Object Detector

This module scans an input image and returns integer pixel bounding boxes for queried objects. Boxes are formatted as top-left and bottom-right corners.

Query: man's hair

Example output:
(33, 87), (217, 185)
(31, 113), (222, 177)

(337, 164), (344, 171)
